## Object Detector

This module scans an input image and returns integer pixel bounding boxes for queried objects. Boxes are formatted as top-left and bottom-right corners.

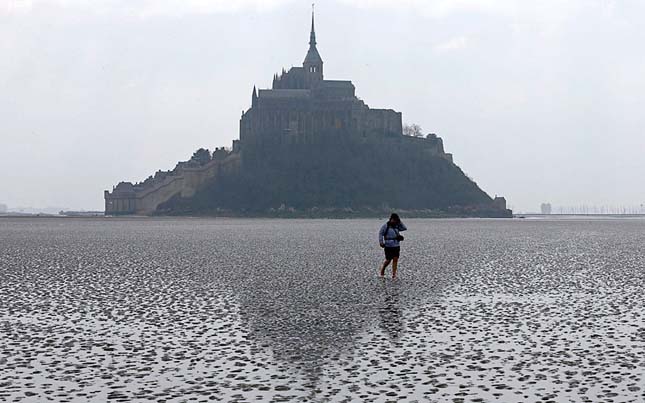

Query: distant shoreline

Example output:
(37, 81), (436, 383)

(2, 213), (644, 220)
(515, 214), (645, 218)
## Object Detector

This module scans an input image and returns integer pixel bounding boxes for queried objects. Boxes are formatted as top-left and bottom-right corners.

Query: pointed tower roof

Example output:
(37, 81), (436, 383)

(309, 6), (316, 46)
(303, 6), (323, 65)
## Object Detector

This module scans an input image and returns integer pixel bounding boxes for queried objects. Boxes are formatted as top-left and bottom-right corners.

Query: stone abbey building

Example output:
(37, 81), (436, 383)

(240, 13), (403, 146)
(104, 11), (507, 216)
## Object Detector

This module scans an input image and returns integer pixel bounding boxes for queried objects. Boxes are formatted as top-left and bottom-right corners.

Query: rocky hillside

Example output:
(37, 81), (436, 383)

(158, 140), (511, 218)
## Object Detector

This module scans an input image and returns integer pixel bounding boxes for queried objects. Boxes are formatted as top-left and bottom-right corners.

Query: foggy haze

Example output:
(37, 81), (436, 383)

(1, 0), (644, 212)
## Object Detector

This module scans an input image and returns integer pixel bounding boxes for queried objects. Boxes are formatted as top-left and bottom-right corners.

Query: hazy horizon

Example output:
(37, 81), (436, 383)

(2, 0), (644, 212)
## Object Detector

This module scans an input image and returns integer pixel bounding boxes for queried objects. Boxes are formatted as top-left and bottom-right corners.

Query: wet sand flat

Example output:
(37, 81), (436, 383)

(1, 217), (644, 402)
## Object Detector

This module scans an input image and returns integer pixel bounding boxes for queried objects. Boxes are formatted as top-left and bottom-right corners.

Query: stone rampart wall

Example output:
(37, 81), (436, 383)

(399, 135), (452, 161)
(105, 154), (240, 215)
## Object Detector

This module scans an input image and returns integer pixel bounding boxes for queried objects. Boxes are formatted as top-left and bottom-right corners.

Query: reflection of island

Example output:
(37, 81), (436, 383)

(232, 272), (421, 384)
(378, 281), (404, 341)
(234, 273), (377, 381)
(223, 226), (447, 394)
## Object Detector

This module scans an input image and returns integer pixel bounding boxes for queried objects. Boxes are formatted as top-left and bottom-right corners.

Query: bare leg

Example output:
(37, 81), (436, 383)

(392, 257), (399, 278)
(380, 259), (391, 277)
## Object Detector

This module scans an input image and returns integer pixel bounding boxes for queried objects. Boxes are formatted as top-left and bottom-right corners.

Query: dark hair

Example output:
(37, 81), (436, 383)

(389, 213), (400, 222)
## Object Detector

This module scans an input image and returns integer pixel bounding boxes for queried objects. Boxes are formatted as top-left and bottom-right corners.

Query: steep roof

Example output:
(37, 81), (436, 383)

(303, 46), (323, 65)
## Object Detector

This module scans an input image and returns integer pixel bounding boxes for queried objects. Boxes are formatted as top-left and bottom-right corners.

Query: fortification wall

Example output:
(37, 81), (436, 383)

(364, 109), (402, 136)
(105, 153), (240, 215)
(399, 135), (452, 161)
(135, 175), (187, 214)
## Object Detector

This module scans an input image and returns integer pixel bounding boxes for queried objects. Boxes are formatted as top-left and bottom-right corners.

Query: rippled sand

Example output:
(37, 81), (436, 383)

(1, 217), (644, 402)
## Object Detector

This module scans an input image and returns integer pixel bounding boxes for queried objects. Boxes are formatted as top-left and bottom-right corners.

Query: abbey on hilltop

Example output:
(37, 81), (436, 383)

(240, 12), (405, 147)
(105, 10), (510, 217)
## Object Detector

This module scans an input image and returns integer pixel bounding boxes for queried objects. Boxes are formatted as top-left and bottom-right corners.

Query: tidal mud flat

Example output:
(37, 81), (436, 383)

(1, 217), (644, 402)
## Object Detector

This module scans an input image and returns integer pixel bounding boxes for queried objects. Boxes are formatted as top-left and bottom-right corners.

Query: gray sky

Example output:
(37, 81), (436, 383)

(1, 0), (644, 212)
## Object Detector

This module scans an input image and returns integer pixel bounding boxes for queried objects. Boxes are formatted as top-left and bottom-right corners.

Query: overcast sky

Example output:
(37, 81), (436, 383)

(1, 0), (644, 212)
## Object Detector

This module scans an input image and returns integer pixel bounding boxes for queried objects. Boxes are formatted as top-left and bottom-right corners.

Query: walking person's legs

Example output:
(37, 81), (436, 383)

(380, 259), (391, 277)
(392, 257), (398, 278)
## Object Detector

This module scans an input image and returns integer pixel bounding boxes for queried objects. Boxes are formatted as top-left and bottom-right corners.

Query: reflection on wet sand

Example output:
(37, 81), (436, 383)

(378, 280), (404, 342)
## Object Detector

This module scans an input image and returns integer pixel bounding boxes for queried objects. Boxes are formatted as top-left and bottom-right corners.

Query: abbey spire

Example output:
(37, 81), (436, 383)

(303, 5), (323, 85)
(309, 6), (316, 46)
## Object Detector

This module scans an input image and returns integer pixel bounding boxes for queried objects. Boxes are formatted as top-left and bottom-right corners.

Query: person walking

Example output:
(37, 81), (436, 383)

(378, 213), (407, 278)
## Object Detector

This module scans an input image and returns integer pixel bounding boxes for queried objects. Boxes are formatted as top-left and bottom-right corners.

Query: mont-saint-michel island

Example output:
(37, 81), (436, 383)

(104, 13), (510, 218)
(5, 3), (645, 403)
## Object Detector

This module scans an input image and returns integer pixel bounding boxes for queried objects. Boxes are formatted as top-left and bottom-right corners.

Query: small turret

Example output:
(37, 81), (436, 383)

(252, 85), (258, 107)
